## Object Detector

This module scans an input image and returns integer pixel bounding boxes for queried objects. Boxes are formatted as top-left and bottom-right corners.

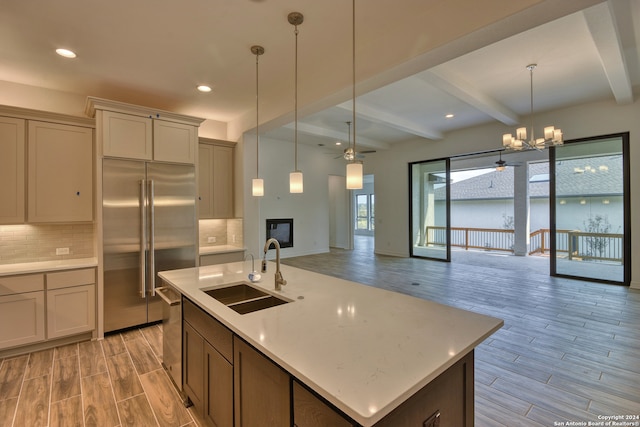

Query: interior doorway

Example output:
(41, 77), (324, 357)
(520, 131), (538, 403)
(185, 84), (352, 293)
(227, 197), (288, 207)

(354, 175), (375, 252)
(328, 174), (375, 252)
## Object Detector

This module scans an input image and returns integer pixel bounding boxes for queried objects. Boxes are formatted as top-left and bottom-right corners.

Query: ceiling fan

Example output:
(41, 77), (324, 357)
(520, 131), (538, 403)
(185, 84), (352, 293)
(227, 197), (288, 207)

(494, 151), (520, 171)
(335, 121), (376, 160)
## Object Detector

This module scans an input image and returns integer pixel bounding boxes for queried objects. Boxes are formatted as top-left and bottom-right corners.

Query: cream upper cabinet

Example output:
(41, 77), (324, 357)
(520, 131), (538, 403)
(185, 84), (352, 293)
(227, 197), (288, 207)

(87, 98), (202, 164)
(198, 139), (234, 219)
(28, 121), (93, 223)
(154, 120), (197, 164)
(101, 110), (152, 160)
(198, 143), (213, 218)
(0, 116), (25, 224)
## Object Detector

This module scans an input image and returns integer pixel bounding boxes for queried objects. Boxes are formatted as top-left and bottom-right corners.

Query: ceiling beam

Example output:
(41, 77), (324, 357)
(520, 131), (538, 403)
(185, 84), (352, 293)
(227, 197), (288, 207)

(583, 1), (634, 104)
(417, 69), (520, 126)
(335, 102), (443, 140)
(283, 122), (390, 151)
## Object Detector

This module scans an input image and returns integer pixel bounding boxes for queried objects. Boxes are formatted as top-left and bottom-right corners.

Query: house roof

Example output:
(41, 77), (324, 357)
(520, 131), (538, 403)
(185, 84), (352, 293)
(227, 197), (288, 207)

(434, 154), (623, 201)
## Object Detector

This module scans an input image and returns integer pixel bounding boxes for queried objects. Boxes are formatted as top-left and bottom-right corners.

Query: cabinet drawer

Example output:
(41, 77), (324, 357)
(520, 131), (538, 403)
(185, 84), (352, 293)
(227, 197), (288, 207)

(0, 274), (44, 296)
(47, 268), (95, 290)
(184, 298), (233, 363)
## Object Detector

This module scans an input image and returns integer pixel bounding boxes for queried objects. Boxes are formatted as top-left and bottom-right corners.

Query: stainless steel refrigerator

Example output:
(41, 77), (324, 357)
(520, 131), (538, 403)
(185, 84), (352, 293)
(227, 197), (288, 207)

(102, 158), (196, 333)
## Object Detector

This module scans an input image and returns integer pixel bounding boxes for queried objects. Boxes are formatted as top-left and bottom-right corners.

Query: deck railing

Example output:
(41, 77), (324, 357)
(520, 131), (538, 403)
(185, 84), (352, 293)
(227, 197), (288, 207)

(425, 226), (623, 263)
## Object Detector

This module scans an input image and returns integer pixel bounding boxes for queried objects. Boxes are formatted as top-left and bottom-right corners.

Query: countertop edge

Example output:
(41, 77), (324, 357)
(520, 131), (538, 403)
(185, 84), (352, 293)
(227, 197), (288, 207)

(0, 258), (99, 276)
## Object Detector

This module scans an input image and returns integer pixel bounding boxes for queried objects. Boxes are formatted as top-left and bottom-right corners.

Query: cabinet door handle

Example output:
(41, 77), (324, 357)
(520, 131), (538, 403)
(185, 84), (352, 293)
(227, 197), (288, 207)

(139, 179), (147, 298)
(149, 179), (156, 296)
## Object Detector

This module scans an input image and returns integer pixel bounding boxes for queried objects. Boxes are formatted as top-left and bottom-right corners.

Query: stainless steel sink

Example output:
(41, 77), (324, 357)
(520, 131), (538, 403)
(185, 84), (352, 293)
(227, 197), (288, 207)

(229, 295), (289, 314)
(203, 282), (290, 314)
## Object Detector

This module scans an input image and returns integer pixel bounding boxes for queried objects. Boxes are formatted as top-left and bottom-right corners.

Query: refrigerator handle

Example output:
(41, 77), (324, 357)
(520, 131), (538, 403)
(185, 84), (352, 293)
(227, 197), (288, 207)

(139, 179), (147, 298)
(149, 179), (156, 296)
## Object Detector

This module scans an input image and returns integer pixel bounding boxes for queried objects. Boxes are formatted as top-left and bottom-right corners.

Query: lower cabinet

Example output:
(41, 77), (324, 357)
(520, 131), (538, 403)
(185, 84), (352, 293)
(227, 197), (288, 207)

(205, 340), (233, 427)
(46, 268), (96, 339)
(183, 299), (233, 427)
(233, 337), (290, 427)
(183, 321), (205, 409)
(0, 268), (96, 352)
(199, 251), (245, 266)
(182, 298), (471, 427)
(0, 273), (46, 349)
(293, 381), (354, 427)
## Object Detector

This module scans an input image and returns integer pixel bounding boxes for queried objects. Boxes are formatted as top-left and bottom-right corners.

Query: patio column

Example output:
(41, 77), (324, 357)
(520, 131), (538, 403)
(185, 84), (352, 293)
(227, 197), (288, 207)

(513, 162), (531, 256)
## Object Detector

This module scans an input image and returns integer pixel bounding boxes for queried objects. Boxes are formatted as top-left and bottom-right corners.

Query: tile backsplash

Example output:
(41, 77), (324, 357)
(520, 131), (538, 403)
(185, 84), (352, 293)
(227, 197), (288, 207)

(199, 218), (243, 248)
(0, 224), (94, 265)
(0, 219), (242, 265)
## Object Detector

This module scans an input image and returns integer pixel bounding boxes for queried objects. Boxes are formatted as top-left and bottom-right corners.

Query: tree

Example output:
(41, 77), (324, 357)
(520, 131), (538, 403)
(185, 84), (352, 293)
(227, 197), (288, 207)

(583, 214), (611, 259)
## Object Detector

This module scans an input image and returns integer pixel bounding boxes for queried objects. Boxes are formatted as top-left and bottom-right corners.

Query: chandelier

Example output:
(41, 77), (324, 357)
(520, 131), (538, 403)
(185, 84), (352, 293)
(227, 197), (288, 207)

(502, 64), (563, 151)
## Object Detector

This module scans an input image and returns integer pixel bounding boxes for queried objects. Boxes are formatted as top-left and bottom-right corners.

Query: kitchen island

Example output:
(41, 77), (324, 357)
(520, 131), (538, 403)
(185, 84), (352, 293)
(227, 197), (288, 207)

(158, 261), (503, 426)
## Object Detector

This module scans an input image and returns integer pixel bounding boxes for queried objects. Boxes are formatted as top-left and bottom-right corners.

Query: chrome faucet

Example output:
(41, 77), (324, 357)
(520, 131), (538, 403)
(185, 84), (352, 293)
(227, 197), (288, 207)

(263, 238), (287, 291)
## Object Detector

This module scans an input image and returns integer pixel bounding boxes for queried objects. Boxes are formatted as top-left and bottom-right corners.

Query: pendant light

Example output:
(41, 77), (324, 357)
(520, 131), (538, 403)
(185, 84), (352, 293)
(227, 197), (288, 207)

(289, 12), (304, 193)
(346, 0), (363, 190)
(251, 45), (265, 197)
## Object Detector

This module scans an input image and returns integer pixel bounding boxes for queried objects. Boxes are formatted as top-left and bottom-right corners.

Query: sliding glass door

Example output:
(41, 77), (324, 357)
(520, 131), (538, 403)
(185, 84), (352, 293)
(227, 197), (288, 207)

(550, 133), (629, 285)
(410, 158), (450, 261)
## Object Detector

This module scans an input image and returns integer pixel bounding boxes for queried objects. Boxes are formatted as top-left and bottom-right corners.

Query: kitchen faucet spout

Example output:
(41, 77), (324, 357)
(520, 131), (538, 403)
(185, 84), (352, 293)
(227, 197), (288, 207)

(263, 238), (287, 291)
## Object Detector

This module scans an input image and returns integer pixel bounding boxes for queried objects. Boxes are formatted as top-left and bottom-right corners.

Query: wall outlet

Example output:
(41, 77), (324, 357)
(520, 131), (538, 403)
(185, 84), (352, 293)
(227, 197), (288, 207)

(207, 236), (216, 243)
(232, 235), (236, 243)
(56, 247), (70, 255)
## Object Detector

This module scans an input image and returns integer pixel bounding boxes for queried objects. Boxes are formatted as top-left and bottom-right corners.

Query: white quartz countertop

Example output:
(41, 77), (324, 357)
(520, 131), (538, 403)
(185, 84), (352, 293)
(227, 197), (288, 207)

(0, 258), (98, 276)
(158, 261), (503, 426)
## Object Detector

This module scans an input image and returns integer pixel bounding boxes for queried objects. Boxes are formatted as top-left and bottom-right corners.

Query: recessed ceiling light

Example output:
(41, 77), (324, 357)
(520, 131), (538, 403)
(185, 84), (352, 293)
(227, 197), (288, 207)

(335, 141), (342, 146)
(445, 113), (454, 119)
(56, 48), (77, 58)
(197, 85), (212, 92)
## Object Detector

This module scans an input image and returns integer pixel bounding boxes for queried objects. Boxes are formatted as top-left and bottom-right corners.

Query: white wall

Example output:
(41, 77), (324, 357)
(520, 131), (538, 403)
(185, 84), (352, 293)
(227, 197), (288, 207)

(328, 175), (350, 249)
(364, 98), (640, 289)
(242, 135), (346, 260)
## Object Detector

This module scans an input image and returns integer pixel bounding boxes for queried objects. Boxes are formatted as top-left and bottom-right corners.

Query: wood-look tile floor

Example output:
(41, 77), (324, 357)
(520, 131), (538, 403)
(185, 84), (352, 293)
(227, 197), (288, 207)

(282, 237), (640, 426)
(0, 324), (198, 427)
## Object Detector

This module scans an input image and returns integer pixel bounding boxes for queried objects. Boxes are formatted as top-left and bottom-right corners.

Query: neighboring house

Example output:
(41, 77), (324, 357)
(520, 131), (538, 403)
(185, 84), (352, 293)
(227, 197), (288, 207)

(433, 155), (623, 234)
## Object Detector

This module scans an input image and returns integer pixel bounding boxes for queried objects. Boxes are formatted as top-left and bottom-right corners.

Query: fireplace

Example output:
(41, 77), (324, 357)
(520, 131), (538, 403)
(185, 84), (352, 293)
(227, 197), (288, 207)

(266, 218), (293, 249)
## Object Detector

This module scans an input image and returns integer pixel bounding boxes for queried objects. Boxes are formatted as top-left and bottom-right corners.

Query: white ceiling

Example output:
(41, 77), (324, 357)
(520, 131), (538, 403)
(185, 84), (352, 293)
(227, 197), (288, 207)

(1, 0), (638, 156)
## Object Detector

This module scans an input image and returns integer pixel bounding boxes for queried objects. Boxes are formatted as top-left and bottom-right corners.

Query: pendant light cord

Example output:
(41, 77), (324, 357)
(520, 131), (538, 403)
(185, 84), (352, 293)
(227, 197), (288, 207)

(294, 24), (299, 171)
(256, 50), (260, 177)
(352, 0), (356, 162)
(528, 64), (535, 143)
